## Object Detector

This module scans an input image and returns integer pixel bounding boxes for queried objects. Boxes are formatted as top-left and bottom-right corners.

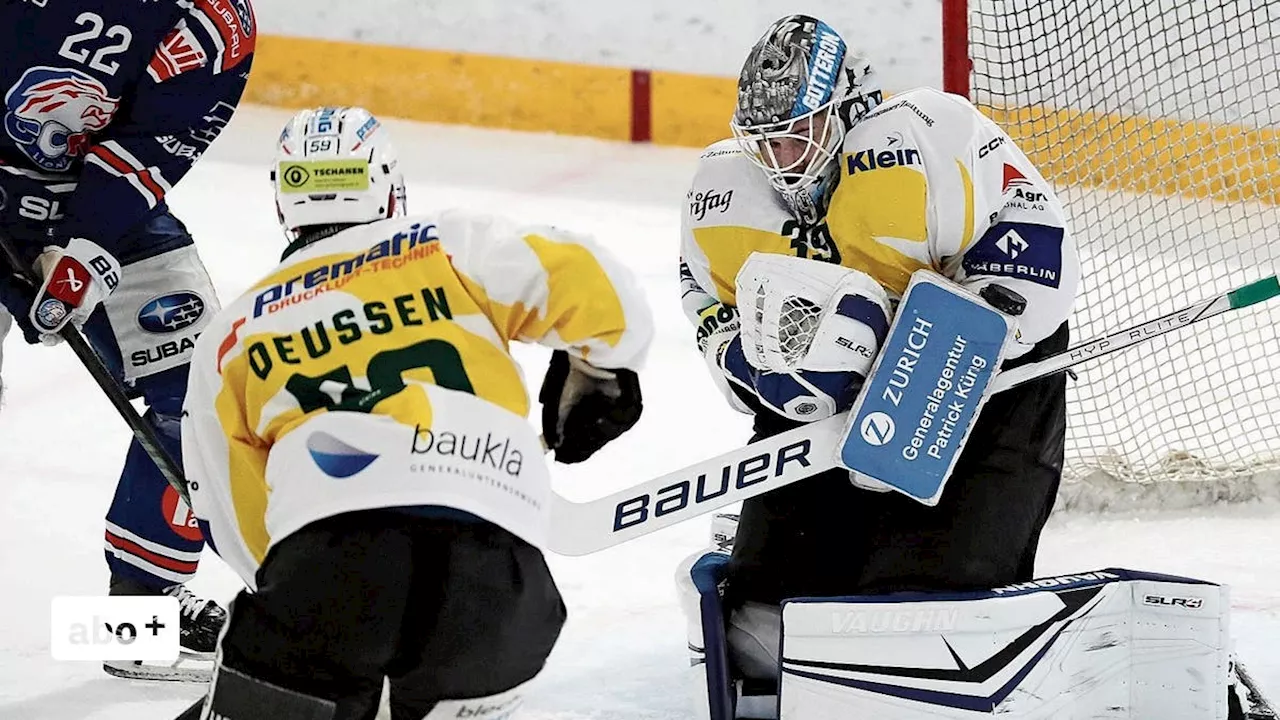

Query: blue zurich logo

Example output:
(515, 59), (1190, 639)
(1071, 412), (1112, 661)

(137, 292), (206, 334)
(306, 432), (378, 478)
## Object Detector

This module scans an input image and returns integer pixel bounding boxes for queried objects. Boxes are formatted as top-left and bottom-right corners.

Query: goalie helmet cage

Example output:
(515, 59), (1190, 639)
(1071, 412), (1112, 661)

(940, 0), (1280, 510)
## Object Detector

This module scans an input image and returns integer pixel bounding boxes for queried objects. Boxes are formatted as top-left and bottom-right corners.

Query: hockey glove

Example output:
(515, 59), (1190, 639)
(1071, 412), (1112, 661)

(539, 350), (642, 464)
(28, 238), (121, 344)
(735, 252), (890, 375)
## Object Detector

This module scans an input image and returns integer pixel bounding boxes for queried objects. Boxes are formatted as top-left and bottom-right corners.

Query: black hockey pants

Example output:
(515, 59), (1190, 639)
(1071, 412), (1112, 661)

(217, 510), (566, 720)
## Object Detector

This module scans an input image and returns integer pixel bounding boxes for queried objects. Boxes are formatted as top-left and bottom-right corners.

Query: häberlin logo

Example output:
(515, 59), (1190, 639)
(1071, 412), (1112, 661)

(51, 596), (179, 661)
(996, 229), (1029, 259)
(306, 431), (379, 478)
(860, 412), (895, 446)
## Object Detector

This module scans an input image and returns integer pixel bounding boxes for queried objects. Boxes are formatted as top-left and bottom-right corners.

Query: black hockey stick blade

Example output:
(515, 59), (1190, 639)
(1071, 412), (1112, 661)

(0, 232), (191, 506)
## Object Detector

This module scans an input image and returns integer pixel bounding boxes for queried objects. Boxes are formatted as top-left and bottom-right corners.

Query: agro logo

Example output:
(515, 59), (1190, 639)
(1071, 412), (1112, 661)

(137, 292), (206, 334)
(306, 432), (378, 478)
(4, 67), (120, 171)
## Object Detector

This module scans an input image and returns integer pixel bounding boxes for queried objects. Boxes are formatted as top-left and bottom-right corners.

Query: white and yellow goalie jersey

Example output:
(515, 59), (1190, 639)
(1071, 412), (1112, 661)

(681, 87), (1080, 415)
(182, 211), (652, 587)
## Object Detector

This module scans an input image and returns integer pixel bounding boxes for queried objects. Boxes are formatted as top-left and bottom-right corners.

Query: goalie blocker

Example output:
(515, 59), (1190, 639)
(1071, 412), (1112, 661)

(838, 271), (1020, 505)
(679, 544), (1236, 720)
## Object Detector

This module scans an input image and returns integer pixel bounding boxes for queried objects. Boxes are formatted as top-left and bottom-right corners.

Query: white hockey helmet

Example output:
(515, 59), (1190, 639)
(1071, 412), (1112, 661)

(731, 15), (882, 223)
(271, 106), (407, 241)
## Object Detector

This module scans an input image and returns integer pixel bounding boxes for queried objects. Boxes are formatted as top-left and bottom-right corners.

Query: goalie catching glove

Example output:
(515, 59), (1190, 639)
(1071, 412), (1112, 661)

(539, 350), (643, 464)
(736, 252), (890, 375)
(28, 238), (121, 344)
(703, 252), (891, 421)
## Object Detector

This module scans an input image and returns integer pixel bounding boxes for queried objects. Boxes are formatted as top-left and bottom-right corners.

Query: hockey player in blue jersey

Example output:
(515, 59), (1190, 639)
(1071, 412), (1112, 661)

(0, 0), (256, 681)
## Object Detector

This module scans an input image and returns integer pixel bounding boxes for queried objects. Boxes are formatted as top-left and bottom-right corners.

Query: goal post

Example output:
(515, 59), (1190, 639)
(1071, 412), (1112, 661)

(941, 0), (1280, 509)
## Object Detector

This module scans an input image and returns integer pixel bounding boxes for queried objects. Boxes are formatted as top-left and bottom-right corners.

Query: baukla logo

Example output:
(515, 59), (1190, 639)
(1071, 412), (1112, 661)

(411, 424), (523, 477)
(306, 432), (379, 478)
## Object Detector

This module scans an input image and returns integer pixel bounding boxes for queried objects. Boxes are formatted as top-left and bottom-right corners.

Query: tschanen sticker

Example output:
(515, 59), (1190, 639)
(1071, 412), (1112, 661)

(278, 160), (370, 193)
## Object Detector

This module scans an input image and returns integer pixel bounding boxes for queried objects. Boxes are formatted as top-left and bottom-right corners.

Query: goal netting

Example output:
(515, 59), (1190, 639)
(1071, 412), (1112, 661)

(950, 0), (1280, 510)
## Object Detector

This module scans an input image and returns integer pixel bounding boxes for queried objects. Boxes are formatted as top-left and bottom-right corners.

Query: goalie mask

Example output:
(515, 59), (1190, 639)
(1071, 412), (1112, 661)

(271, 106), (407, 242)
(731, 15), (882, 224)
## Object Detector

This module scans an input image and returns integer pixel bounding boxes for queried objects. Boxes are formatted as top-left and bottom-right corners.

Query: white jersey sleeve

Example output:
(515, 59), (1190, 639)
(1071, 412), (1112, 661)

(828, 87), (1079, 356)
(435, 208), (653, 371)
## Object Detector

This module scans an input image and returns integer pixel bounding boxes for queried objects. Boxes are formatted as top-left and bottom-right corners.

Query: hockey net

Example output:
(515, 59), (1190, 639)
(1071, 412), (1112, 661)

(946, 0), (1280, 510)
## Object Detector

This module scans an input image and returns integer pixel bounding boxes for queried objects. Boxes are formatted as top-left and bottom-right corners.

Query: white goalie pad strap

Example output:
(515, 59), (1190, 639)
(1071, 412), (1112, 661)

(778, 568), (1230, 720)
(103, 244), (220, 382)
(734, 252), (890, 375)
(421, 678), (530, 720)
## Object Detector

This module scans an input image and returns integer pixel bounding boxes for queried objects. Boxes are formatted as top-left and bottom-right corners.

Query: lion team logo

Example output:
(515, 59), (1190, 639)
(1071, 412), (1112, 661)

(4, 66), (121, 172)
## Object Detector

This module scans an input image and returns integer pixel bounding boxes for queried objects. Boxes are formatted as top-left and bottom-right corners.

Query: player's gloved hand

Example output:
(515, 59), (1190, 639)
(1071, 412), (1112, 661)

(28, 238), (121, 344)
(695, 300), (739, 366)
(539, 350), (642, 464)
(735, 252), (890, 375)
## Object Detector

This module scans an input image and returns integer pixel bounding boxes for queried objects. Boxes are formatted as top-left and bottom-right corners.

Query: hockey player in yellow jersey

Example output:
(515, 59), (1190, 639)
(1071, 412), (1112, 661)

(178, 106), (652, 720)
(676, 15), (1084, 719)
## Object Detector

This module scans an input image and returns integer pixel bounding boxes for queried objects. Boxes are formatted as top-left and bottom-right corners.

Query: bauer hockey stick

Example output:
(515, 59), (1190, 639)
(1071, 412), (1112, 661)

(547, 273), (1280, 556)
(0, 232), (191, 506)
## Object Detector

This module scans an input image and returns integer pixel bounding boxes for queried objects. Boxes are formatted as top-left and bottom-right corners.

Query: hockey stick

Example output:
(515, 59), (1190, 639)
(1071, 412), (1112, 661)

(0, 232), (191, 506)
(1236, 659), (1279, 719)
(547, 274), (1280, 556)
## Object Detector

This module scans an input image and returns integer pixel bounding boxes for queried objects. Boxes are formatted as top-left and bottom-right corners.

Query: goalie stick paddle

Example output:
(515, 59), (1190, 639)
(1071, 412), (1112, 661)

(547, 273), (1280, 556)
(0, 232), (191, 506)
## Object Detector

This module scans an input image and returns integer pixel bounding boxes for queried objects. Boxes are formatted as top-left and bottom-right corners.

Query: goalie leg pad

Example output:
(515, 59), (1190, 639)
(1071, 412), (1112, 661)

(678, 543), (787, 720)
(727, 602), (782, 683)
(677, 550), (736, 720)
(777, 568), (1230, 720)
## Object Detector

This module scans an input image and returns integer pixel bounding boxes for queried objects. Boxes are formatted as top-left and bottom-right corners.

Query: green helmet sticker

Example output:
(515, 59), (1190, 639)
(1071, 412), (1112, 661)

(277, 159), (370, 193)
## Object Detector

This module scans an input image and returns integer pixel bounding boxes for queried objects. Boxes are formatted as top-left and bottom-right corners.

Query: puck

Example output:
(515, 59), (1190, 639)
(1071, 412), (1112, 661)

(979, 284), (1027, 316)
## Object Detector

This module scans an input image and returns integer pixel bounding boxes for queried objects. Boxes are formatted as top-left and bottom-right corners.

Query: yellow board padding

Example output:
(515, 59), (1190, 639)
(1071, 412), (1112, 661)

(650, 70), (737, 148)
(243, 35), (1279, 206)
(985, 105), (1280, 206)
(244, 35), (633, 141)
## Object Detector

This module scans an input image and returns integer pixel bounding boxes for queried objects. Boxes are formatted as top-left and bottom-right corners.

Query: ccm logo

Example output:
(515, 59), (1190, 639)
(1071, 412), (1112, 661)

(978, 136), (1006, 158)
(612, 440), (812, 532)
(1143, 594), (1204, 609)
